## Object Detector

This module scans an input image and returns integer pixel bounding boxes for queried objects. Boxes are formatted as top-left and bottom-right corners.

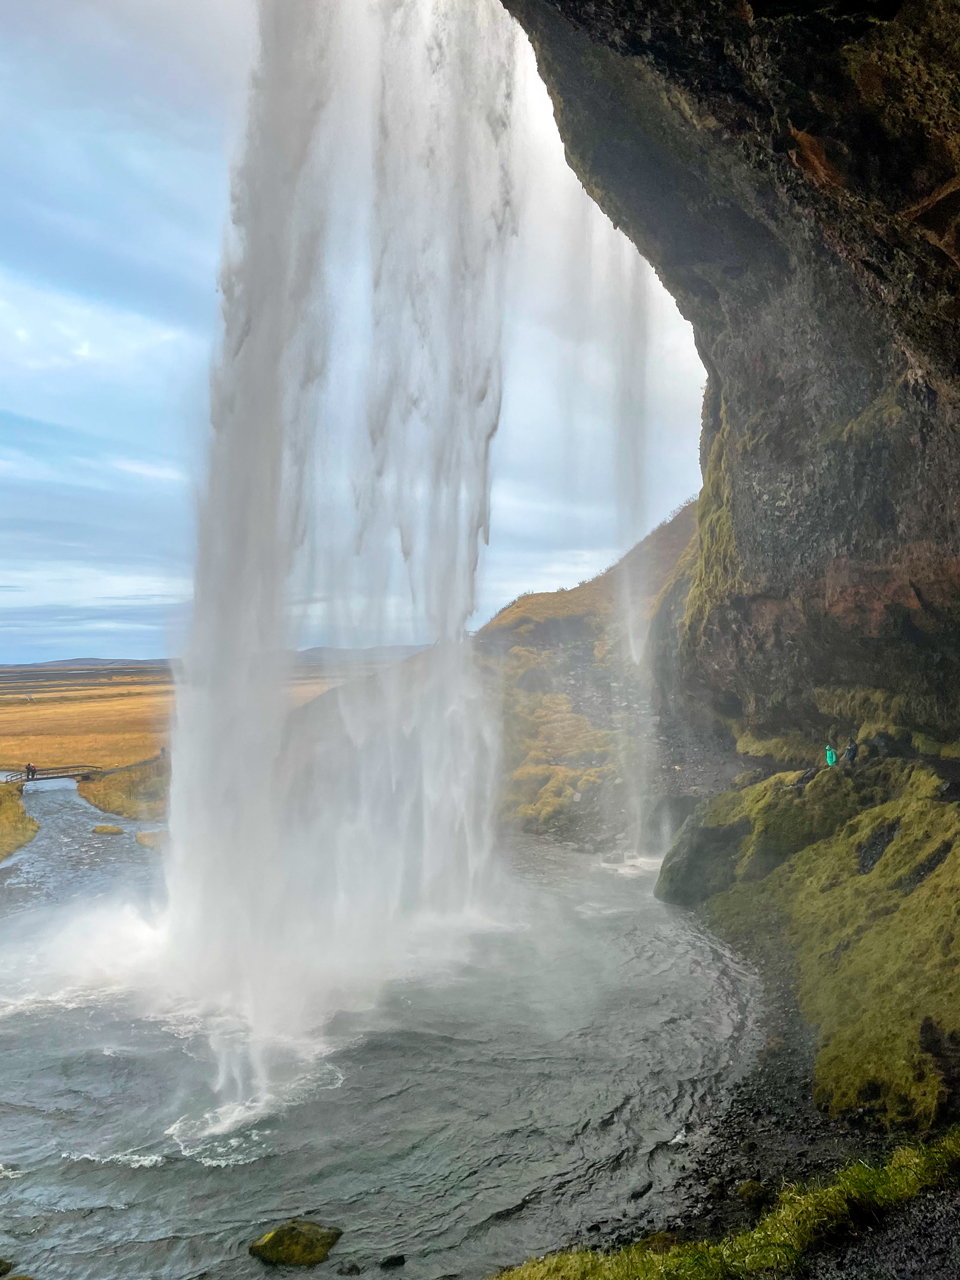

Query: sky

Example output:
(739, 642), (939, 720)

(0, 0), (705, 663)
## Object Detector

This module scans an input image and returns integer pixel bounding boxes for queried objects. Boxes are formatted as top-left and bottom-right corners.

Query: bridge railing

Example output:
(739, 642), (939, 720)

(3, 766), (101, 784)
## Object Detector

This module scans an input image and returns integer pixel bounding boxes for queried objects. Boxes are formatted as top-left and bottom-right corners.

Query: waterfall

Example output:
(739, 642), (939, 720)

(163, 0), (655, 1074)
(165, 0), (517, 1046)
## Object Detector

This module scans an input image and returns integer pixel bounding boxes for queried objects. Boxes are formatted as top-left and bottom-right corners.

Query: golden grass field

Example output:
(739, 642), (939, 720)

(0, 667), (173, 771)
(0, 664), (337, 773)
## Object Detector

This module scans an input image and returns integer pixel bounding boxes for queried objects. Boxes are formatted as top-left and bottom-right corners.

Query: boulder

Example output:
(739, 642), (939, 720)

(249, 1221), (342, 1267)
(93, 824), (123, 835)
(135, 830), (166, 849)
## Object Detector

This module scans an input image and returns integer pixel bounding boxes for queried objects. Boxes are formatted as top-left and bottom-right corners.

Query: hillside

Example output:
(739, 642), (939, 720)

(479, 501), (710, 841)
(479, 499), (696, 650)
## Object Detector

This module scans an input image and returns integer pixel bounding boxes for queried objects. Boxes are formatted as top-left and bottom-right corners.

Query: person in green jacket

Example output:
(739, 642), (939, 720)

(825, 744), (838, 767)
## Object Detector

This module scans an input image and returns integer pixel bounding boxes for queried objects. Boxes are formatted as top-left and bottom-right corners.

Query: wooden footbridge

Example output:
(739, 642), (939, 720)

(4, 765), (101, 784)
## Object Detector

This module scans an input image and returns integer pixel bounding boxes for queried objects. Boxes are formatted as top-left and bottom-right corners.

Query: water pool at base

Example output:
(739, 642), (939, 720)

(1, 781), (757, 1280)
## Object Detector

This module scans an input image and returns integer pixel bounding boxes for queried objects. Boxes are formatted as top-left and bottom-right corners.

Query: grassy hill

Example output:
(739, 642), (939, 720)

(480, 498), (697, 650)
(480, 501), (698, 836)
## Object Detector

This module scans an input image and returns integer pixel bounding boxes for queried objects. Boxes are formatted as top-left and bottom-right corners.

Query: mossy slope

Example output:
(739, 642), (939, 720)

(502, 682), (614, 829)
(497, 1127), (960, 1280)
(658, 760), (960, 1128)
(0, 783), (39, 862)
(484, 504), (696, 833)
(78, 756), (169, 821)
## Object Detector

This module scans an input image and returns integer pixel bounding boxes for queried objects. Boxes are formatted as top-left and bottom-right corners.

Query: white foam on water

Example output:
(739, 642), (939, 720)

(63, 1150), (165, 1170)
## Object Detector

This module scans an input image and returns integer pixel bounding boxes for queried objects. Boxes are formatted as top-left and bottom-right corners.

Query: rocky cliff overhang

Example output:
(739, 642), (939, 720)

(502, 0), (960, 741)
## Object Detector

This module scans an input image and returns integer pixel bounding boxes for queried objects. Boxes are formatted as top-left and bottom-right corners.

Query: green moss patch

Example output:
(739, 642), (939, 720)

(657, 766), (868, 904)
(669, 760), (960, 1128)
(502, 685), (614, 830)
(249, 1220), (342, 1267)
(497, 1128), (960, 1280)
(682, 402), (743, 639)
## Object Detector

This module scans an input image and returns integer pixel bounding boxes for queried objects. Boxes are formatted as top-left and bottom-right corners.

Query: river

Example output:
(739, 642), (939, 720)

(0, 780), (757, 1279)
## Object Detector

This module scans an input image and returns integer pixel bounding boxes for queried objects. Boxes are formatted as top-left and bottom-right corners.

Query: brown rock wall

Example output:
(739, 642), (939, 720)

(503, 0), (960, 737)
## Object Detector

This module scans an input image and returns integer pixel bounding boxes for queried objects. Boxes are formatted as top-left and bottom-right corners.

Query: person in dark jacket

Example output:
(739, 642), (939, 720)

(844, 737), (859, 766)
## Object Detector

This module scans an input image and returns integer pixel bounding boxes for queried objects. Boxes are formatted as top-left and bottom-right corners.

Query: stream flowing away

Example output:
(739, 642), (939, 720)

(1, 782), (757, 1280)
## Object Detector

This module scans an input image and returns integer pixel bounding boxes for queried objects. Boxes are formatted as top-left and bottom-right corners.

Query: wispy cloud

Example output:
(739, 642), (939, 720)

(111, 459), (188, 482)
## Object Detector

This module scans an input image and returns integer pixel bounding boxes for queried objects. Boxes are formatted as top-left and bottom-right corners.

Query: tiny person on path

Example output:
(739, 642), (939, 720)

(825, 744), (838, 767)
(844, 737), (859, 766)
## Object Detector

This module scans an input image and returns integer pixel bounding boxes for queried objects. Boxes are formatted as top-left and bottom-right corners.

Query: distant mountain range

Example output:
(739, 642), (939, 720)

(0, 646), (429, 673)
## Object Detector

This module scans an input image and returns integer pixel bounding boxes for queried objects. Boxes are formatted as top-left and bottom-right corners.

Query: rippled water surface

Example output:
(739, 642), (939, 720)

(1, 782), (757, 1279)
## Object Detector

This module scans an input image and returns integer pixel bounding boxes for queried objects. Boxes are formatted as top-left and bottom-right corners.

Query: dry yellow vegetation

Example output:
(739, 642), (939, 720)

(79, 757), (170, 821)
(481, 499), (697, 645)
(0, 668), (173, 770)
(0, 782), (39, 862)
(0, 664), (337, 775)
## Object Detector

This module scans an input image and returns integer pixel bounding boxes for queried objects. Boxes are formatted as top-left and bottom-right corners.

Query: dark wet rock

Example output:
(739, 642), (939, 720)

(628, 1179), (653, 1201)
(862, 732), (915, 761)
(249, 1221), (342, 1268)
(336, 1263), (362, 1276)
(503, 0), (960, 752)
(856, 819), (900, 873)
(0, 1263), (12, 1279)
(643, 793), (699, 851)
(805, 1188), (960, 1279)
(655, 813), (751, 906)
(379, 1256), (406, 1269)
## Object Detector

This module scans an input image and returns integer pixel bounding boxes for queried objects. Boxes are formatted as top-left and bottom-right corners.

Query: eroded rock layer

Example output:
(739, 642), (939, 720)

(503, 0), (960, 744)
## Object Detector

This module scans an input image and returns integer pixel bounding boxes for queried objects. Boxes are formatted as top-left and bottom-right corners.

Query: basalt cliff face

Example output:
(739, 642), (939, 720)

(503, 0), (960, 747)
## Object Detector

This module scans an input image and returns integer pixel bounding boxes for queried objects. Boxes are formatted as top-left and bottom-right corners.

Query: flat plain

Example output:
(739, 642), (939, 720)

(0, 663), (338, 772)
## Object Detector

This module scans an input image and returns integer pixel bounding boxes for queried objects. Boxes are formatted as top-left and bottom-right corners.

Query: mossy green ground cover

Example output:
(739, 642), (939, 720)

(497, 648), (614, 829)
(659, 760), (960, 1128)
(499, 1128), (960, 1280)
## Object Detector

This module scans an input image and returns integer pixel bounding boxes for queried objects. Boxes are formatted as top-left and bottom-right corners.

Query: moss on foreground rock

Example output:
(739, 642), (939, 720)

(657, 760), (960, 1129)
(498, 1128), (960, 1280)
(249, 1220), (342, 1267)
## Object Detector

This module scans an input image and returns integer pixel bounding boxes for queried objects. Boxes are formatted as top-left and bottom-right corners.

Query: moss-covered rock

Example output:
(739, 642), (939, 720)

(249, 1220), (342, 1267)
(735, 1179), (773, 1213)
(661, 760), (960, 1128)
(657, 765), (869, 905)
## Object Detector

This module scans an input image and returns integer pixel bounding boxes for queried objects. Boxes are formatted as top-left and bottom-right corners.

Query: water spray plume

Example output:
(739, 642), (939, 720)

(165, 0), (518, 1046)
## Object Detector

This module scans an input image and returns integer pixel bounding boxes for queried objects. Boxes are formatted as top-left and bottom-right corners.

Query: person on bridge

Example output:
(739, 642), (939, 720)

(25, 762), (36, 780)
